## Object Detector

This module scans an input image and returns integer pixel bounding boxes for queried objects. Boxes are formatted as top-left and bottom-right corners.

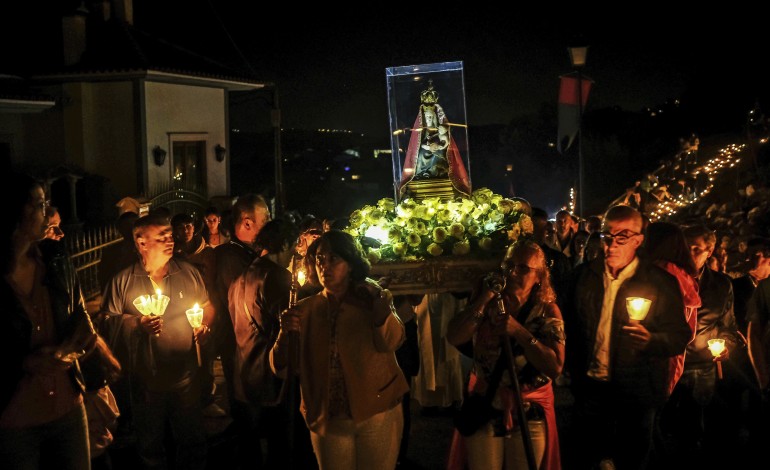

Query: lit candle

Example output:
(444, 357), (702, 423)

(133, 295), (154, 316)
(185, 303), (204, 366)
(185, 303), (204, 329)
(708, 338), (726, 379)
(626, 297), (652, 322)
(151, 289), (170, 317)
(297, 269), (307, 287)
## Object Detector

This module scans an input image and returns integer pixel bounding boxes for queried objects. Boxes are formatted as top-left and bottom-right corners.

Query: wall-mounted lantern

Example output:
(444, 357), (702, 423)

(215, 144), (226, 162)
(152, 146), (167, 166)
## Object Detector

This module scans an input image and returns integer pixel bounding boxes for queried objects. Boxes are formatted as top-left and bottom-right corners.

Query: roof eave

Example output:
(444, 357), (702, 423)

(30, 68), (269, 91)
(0, 98), (56, 113)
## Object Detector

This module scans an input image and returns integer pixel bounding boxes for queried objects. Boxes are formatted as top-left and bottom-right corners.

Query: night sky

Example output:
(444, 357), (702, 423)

(131, 4), (770, 138)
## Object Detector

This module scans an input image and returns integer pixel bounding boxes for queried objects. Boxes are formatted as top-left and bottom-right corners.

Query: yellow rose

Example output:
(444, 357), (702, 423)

(367, 249), (381, 264)
(449, 223), (465, 239)
(487, 210), (503, 223)
(388, 227), (402, 242)
(498, 199), (515, 214)
(367, 209), (384, 224)
(415, 221), (429, 235)
(377, 198), (396, 212)
(349, 209), (363, 227)
(452, 241), (471, 255)
(427, 243), (444, 256)
(433, 227), (448, 243)
(437, 208), (453, 223)
(407, 233), (422, 247)
(472, 187), (493, 204)
(478, 237), (493, 250)
(467, 225), (481, 237)
(392, 243), (407, 256)
(412, 205), (429, 220)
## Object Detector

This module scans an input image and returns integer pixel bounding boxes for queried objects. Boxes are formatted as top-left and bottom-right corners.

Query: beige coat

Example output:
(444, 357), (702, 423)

(272, 289), (409, 435)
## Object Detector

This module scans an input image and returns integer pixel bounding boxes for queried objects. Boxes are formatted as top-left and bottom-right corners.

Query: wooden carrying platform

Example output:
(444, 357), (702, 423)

(369, 256), (501, 295)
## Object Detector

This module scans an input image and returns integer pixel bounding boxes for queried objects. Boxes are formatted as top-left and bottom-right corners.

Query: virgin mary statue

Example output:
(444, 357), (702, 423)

(398, 82), (471, 201)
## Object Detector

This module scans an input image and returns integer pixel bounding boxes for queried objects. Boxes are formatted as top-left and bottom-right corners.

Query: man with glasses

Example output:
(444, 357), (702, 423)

(565, 205), (690, 470)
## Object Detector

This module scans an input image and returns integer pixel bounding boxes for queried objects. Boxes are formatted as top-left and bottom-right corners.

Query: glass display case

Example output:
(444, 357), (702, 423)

(386, 61), (472, 203)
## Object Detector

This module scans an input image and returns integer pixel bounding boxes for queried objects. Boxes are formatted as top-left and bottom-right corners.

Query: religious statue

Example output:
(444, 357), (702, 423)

(398, 81), (471, 201)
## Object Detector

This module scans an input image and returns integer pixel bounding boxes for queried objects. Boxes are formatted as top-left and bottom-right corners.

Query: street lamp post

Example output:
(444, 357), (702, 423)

(568, 45), (588, 217)
(270, 86), (285, 216)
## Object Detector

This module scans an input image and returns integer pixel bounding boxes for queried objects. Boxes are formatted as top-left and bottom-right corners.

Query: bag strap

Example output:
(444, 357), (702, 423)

(481, 352), (507, 401)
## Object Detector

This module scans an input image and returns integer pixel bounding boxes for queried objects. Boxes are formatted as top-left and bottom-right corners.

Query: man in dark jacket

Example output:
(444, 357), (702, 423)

(228, 219), (315, 469)
(565, 205), (690, 470)
(659, 224), (738, 467)
(212, 194), (270, 410)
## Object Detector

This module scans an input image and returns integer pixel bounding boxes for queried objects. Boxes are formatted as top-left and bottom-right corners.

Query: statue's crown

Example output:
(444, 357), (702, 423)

(420, 81), (438, 105)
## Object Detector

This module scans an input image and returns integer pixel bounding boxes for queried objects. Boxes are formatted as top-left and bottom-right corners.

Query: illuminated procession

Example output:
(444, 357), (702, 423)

(4, 3), (770, 470)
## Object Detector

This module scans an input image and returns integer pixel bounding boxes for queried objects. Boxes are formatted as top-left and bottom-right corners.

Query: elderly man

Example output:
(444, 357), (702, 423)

(565, 205), (690, 470)
(100, 212), (214, 470)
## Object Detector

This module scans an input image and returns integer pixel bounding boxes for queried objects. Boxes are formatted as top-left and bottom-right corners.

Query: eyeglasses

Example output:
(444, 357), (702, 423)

(34, 199), (51, 212)
(509, 264), (540, 276)
(600, 230), (641, 246)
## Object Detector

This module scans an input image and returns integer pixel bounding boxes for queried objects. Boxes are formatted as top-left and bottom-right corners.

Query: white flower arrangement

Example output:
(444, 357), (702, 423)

(344, 187), (534, 264)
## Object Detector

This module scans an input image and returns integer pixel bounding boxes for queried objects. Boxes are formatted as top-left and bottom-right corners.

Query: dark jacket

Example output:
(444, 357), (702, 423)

(2, 241), (94, 413)
(228, 255), (291, 404)
(566, 257), (691, 406)
(686, 267), (738, 367)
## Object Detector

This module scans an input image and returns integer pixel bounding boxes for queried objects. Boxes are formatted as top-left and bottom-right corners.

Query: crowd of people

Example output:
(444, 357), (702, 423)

(6, 162), (770, 470)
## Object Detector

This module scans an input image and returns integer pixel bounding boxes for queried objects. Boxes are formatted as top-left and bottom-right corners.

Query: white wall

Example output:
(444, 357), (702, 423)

(144, 81), (227, 197)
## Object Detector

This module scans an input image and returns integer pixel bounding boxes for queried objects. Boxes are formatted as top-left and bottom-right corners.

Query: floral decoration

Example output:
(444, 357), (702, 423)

(344, 187), (534, 264)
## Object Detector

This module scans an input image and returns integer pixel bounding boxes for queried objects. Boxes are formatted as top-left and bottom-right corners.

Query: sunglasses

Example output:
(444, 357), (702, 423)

(600, 230), (641, 246)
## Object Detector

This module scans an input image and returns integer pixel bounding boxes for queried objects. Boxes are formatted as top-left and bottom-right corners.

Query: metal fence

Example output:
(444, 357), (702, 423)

(146, 184), (209, 221)
(65, 225), (123, 301)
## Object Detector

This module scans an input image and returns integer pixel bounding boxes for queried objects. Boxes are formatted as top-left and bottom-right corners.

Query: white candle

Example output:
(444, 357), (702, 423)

(185, 303), (204, 329)
(707, 338), (726, 357)
(626, 297), (652, 322)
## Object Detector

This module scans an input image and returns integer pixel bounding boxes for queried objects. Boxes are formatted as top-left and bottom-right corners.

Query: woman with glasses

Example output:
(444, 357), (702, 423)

(446, 239), (564, 470)
(271, 230), (408, 469)
(0, 171), (105, 469)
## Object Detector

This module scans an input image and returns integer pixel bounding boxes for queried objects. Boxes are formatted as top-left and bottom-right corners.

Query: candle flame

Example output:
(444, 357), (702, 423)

(156, 289), (162, 296)
(194, 303), (200, 310)
(297, 269), (307, 287)
(708, 338), (726, 357)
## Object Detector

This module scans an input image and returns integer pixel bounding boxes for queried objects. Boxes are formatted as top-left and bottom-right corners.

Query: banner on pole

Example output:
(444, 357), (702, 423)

(557, 73), (592, 154)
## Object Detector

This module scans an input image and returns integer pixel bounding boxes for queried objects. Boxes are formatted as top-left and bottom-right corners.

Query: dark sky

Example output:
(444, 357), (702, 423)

(5, 3), (768, 140)
(132, 4), (770, 138)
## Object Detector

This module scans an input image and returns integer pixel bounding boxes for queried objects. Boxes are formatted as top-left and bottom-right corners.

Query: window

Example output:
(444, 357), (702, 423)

(171, 139), (206, 191)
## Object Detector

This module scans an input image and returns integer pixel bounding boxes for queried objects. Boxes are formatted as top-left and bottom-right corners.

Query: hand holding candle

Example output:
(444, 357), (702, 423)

(134, 294), (164, 336)
(626, 297), (652, 323)
(708, 338), (726, 379)
(185, 303), (204, 367)
(151, 289), (170, 317)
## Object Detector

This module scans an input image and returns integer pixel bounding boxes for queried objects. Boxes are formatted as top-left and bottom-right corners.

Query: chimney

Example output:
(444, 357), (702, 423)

(61, 4), (89, 67)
